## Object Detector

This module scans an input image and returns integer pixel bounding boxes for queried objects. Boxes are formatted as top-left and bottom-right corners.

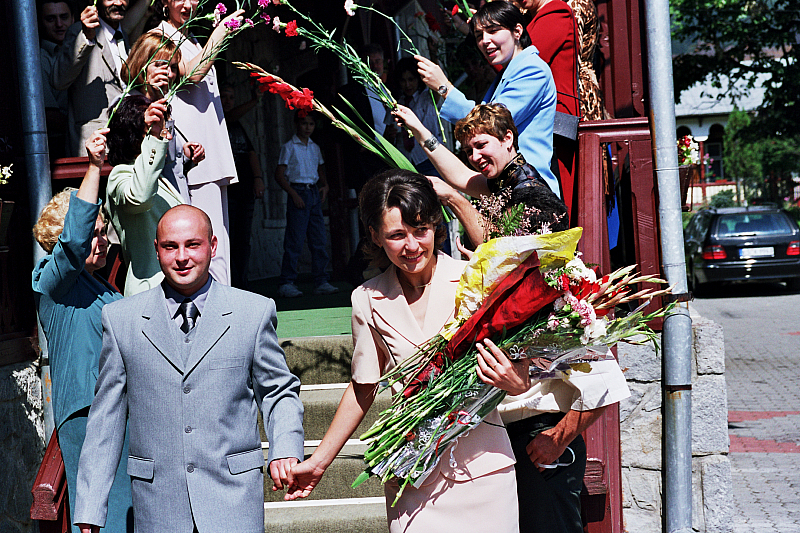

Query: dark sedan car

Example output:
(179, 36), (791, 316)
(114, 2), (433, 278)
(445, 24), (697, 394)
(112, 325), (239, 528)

(684, 206), (800, 293)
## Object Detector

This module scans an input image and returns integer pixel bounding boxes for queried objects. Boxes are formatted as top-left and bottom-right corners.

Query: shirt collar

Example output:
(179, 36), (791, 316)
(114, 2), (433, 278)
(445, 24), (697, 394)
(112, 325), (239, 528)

(98, 17), (120, 44)
(163, 276), (213, 320)
(291, 134), (313, 146)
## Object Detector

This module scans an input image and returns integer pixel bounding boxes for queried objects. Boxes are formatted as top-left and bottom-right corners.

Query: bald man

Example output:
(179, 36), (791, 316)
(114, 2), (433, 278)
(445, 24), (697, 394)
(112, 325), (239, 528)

(74, 205), (304, 533)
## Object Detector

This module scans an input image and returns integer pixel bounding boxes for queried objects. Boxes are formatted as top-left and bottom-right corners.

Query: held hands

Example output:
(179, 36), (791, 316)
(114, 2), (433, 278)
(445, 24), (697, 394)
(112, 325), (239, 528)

(143, 99), (171, 140)
(284, 457), (327, 501)
(415, 55), (450, 94)
(80, 6), (99, 41)
(269, 457), (299, 492)
(183, 141), (205, 164)
(84, 128), (109, 168)
(476, 338), (531, 396)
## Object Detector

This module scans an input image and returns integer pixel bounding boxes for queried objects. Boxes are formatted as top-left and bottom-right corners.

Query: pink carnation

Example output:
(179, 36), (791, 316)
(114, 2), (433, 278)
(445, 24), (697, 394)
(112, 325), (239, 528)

(216, 3), (227, 15)
(260, 12), (270, 23)
(272, 16), (281, 32)
(258, 0), (269, 7)
(224, 18), (241, 30)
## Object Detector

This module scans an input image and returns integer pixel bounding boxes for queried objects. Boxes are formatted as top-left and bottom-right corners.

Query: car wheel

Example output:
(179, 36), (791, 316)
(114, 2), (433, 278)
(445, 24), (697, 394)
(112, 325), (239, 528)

(786, 278), (800, 292)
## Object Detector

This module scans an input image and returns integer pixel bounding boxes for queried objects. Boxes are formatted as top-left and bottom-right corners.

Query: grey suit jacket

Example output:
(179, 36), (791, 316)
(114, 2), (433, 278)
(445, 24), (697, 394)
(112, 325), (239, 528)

(74, 281), (305, 533)
(52, 22), (127, 156)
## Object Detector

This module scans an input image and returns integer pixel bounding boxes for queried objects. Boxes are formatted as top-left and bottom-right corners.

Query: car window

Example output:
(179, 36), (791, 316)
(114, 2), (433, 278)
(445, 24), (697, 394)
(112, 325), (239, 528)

(716, 213), (795, 236)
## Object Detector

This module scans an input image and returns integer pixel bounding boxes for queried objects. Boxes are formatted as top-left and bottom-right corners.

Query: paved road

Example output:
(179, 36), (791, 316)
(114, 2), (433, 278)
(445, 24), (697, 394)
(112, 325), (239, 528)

(691, 282), (800, 533)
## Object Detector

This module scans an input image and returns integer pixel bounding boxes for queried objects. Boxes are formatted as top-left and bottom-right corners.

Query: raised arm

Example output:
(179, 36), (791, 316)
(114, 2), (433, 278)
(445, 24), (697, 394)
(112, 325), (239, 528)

(392, 104), (490, 197)
(32, 130), (109, 300)
(106, 101), (169, 214)
(179, 10), (244, 83)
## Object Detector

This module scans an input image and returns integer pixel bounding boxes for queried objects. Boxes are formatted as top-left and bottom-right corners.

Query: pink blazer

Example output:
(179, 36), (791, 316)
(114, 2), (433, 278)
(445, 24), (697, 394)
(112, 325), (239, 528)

(350, 253), (515, 483)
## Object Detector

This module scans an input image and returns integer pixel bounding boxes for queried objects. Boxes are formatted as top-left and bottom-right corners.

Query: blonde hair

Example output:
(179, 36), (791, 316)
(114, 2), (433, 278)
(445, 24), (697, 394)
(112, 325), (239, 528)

(123, 31), (181, 90)
(33, 188), (76, 253)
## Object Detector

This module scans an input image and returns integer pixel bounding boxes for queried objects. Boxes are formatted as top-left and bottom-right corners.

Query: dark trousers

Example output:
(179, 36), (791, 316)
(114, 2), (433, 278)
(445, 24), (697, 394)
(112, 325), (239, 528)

(507, 413), (586, 533)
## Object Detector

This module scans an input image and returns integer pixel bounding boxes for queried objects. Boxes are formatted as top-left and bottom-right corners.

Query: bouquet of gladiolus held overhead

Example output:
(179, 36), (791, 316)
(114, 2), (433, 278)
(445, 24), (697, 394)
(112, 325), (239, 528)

(352, 228), (675, 505)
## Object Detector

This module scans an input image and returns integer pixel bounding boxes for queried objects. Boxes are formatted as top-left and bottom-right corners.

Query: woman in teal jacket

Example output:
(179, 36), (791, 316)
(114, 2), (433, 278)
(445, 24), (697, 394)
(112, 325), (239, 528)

(32, 130), (133, 532)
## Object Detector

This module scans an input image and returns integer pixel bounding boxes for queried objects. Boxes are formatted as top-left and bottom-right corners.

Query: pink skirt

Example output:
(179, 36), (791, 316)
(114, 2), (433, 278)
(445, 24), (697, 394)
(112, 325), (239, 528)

(385, 464), (519, 533)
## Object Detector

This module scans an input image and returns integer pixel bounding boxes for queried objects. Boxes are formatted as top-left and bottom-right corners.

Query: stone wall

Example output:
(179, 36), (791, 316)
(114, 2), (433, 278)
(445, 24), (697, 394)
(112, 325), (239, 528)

(617, 309), (732, 532)
(0, 361), (45, 533)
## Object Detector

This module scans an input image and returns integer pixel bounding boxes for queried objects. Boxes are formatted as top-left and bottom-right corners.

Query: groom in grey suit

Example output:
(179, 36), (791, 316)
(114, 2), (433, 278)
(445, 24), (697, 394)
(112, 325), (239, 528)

(74, 205), (305, 533)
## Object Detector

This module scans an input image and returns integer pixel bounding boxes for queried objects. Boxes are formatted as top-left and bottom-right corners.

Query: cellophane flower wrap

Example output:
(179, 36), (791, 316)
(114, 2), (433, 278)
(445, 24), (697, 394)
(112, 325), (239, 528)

(353, 228), (674, 505)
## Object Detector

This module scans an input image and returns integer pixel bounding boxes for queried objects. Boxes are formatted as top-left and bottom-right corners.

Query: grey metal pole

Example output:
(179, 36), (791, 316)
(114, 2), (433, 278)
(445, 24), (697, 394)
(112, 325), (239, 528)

(643, 0), (694, 532)
(11, 0), (55, 438)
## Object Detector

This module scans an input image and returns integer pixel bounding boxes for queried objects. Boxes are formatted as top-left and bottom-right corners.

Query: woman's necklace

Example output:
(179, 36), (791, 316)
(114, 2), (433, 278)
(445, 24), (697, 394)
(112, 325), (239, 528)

(398, 261), (437, 290)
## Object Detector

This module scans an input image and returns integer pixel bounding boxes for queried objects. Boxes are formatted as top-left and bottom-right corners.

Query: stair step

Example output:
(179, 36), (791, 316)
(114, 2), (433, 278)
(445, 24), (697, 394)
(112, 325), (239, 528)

(281, 335), (353, 385)
(260, 384), (394, 442)
(263, 497), (386, 533)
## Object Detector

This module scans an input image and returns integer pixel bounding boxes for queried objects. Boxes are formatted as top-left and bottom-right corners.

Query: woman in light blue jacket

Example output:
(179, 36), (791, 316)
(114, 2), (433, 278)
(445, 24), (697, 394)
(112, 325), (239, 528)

(416, 2), (560, 197)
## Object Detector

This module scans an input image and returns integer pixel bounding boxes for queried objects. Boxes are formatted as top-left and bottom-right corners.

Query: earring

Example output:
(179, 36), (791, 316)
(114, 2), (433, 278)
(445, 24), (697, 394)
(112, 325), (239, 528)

(163, 3), (170, 20)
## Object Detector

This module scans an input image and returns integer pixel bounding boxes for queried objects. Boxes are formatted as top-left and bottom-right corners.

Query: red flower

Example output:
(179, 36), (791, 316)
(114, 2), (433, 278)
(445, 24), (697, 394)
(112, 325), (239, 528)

(285, 20), (298, 37)
(424, 12), (440, 32)
(451, 4), (459, 16)
(291, 87), (314, 113)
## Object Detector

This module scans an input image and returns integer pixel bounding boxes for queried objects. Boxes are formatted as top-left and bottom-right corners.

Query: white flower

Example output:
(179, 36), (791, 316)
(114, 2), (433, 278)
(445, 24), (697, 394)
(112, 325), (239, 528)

(0, 164), (12, 185)
(272, 16), (281, 32)
(580, 318), (607, 344)
(553, 297), (566, 312)
(344, 0), (356, 16)
(565, 256), (596, 282)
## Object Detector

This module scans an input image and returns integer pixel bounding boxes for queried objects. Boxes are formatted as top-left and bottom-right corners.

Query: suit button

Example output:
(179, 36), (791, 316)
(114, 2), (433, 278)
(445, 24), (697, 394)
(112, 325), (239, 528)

(187, 464), (194, 473)
(183, 386), (191, 394)
(185, 426), (192, 433)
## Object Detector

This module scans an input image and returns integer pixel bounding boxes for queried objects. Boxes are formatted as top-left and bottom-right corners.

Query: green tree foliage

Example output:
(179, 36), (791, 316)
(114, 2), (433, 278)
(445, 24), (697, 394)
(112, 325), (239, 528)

(723, 107), (762, 200)
(709, 189), (736, 208)
(671, 0), (800, 137)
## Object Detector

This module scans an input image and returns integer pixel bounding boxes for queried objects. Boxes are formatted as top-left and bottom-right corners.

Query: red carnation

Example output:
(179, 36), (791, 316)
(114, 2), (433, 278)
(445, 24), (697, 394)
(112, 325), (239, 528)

(451, 5), (459, 16)
(285, 20), (298, 37)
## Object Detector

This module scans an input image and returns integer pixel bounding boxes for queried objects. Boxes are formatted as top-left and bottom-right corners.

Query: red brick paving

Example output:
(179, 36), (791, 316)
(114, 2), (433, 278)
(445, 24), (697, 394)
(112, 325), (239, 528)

(728, 410), (800, 422)
(729, 436), (800, 453)
(728, 411), (800, 453)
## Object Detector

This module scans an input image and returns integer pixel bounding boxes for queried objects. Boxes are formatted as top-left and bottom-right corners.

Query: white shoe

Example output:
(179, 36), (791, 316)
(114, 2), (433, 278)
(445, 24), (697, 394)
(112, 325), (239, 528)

(313, 282), (339, 295)
(278, 283), (303, 298)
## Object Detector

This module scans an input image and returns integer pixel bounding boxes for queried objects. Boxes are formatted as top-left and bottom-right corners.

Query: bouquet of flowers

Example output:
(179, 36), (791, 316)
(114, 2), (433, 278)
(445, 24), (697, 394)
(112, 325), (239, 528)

(353, 229), (674, 505)
(677, 134), (699, 166)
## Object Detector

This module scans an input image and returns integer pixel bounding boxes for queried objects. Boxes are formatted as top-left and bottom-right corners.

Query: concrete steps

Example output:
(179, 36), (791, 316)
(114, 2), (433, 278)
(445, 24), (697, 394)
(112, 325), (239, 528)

(261, 336), (390, 532)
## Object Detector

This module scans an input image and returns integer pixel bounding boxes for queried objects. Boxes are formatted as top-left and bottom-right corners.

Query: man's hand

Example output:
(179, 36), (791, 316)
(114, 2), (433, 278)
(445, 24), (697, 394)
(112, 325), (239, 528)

(143, 99), (169, 139)
(284, 457), (327, 501)
(183, 141), (205, 164)
(84, 128), (110, 168)
(526, 428), (569, 472)
(77, 523), (99, 533)
(269, 457), (299, 491)
(319, 183), (329, 203)
(290, 191), (305, 209)
(80, 6), (100, 41)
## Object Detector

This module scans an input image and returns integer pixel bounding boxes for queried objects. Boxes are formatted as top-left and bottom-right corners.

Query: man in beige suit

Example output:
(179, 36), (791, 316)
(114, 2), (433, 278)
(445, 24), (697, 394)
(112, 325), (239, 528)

(51, 0), (146, 155)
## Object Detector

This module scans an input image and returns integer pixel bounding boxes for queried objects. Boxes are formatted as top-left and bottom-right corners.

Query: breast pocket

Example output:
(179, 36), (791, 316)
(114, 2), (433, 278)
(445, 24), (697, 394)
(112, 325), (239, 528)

(209, 357), (246, 370)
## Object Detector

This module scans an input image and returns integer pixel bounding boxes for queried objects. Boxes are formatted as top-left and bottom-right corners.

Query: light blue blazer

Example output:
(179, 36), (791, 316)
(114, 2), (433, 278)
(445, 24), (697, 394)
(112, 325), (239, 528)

(74, 281), (305, 533)
(440, 46), (560, 197)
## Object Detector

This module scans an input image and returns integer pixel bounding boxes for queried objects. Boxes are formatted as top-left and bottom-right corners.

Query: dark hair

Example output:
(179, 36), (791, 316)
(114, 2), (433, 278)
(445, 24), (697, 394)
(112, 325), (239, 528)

(358, 169), (446, 267)
(469, 2), (531, 49)
(392, 56), (423, 96)
(37, 0), (75, 16)
(361, 43), (384, 60)
(512, 180), (570, 233)
(107, 95), (150, 166)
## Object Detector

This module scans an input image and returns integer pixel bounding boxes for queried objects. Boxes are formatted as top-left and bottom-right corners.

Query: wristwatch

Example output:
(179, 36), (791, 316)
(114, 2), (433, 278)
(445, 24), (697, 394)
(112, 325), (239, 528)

(437, 84), (449, 97)
(422, 135), (440, 152)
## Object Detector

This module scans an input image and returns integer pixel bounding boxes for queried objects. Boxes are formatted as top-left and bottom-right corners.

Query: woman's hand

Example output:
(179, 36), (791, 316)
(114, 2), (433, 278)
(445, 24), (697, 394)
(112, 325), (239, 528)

(146, 61), (172, 99)
(84, 128), (109, 168)
(183, 141), (205, 164)
(210, 8), (245, 43)
(284, 457), (327, 501)
(476, 338), (530, 395)
(415, 55), (450, 94)
(143, 99), (170, 139)
(455, 235), (474, 260)
(391, 104), (428, 140)
(427, 175), (459, 207)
